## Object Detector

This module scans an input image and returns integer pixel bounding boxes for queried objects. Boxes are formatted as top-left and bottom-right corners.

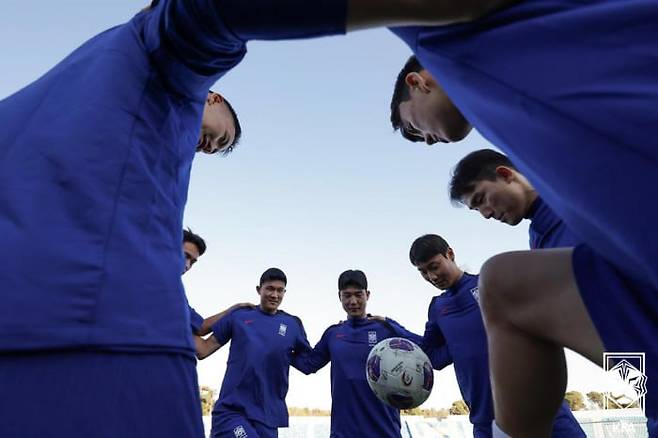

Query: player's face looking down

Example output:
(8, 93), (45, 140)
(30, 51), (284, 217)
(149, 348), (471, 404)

(414, 249), (462, 290)
(461, 167), (537, 226)
(398, 70), (472, 144)
(257, 280), (286, 314)
(198, 92), (236, 154)
(182, 241), (201, 274)
(339, 287), (370, 318)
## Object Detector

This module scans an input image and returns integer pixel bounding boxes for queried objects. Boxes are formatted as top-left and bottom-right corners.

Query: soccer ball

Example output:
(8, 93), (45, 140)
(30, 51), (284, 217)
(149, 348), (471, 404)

(365, 337), (434, 409)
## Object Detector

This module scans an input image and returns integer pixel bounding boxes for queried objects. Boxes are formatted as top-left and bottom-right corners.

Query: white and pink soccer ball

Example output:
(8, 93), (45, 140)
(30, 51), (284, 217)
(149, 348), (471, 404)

(366, 337), (434, 409)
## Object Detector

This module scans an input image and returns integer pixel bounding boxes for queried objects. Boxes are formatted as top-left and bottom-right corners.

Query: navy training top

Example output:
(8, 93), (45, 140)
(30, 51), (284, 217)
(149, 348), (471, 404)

(0, 0), (346, 353)
(211, 307), (311, 428)
(527, 197), (580, 250)
(391, 0), (658, 286)
(422, 273), (494, 430)
(293, 317), (424, 437)
(421, 273), (584, 436)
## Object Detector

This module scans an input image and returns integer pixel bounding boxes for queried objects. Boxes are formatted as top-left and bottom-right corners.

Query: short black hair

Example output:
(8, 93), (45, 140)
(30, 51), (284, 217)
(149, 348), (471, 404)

(223, 96), (242, 153)
(390, 55), (425, 142)
(183, 228), (206, 256)
(338, 270), (368, 290)
(260, 268), (287, 286)
(449, 149), (518, 204)
(208, 91), (242, 156)
(409, 234), (450, 266)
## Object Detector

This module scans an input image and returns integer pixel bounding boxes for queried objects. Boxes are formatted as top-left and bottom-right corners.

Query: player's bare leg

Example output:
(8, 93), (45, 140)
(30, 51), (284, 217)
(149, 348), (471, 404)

(479, 248), (604, 437)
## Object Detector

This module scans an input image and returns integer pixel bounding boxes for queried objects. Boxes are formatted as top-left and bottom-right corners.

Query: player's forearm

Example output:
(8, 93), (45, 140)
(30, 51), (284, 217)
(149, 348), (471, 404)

(347, 0), (520, 32)
(198, 303), (252, 336)
(195, 335), (222, 360)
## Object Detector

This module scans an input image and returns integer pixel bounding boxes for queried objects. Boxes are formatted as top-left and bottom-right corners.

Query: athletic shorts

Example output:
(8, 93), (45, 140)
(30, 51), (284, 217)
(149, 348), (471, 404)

(551, 401), (585, 437)
(0, 350), (204, 438)
(211, 409), (277, 438)
(573, 244), (658, 431)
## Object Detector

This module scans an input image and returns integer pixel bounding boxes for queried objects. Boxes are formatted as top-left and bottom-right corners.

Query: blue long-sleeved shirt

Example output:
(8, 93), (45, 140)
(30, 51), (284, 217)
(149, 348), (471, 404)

(211, 307), (311, 428)
(293, 317), (424, 438)
(422, 273), (494, 431)
(391, 0), (658, 287)
(527, 197), (580, 250)
(420, 273), (584, 436)
(0, 0), (346, 353)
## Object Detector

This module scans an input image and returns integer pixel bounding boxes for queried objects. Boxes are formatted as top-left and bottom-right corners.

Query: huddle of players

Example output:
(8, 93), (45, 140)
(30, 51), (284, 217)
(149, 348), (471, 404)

(186, 150), (587, 437)
(3, 1), (656, 437)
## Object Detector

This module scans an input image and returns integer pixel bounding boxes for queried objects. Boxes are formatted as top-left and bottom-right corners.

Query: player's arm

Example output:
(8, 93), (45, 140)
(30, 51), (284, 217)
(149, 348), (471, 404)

(420, 319), (452, 370)
(194, 333), (224, 360)
(371, 315), (452, 368)
(148, 0), (522, 57)
(291, 327), (331, 375)
(374, 316), (424, 345)
(347, 0), (521, 31)
(195, 308), (235, 359)
(196, 302), (255, 336)
(290, 336), (330, 375)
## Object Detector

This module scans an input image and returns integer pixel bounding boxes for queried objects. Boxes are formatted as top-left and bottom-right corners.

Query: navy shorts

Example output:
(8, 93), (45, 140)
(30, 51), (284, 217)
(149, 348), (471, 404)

(573, 244), (658, 429)
(0, 350), (204, 438)
(211, 409), (277, 438)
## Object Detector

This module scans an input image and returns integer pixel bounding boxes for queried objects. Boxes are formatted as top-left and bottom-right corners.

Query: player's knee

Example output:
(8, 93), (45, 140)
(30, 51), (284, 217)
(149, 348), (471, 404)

(479, 252), (523, 322)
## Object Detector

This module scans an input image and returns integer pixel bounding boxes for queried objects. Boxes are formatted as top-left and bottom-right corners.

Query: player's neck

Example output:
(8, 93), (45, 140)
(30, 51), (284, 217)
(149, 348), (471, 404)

(259, 304), (278, 315)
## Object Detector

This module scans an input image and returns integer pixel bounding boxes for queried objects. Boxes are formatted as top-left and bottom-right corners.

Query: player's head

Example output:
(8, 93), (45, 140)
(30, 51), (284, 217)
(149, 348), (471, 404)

(409, 234), (462, 290)
(450, 149), (537, 226)
(257, 268), (287, 314)
(337, 269), (370, 319)
(197, 91), (242, 155)
(182, 228), (206, 274)
(390, 55), (472, 145)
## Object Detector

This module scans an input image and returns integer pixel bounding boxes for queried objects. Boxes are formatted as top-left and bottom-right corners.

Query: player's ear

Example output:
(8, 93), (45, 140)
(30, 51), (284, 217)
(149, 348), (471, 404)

(446, 247), (455, 262)
(256, 285), (261, 295)
(365, 290), (370, 300)
(405, 72), (430, 93)
(495, 166), (516, 182)
(207, 92), (223, 105)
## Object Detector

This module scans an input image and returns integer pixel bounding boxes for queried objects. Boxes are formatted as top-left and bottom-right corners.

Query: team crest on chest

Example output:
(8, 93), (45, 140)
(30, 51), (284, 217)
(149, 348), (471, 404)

(470, 287), (480, 303)
(278, 323), (288, 336)
(368, 330), (378, 345)
(233, 425), (248, 438)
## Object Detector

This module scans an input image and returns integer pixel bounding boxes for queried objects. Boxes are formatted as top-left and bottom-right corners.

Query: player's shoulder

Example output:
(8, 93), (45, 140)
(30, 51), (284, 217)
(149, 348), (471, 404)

(230, 306), (256, 318)
(370, 315), (398, 330)
(321, 321), (343, 337)
(277, 310), (305, 328)
(462, 272), (480, 288)
(428, 295), (441, 310)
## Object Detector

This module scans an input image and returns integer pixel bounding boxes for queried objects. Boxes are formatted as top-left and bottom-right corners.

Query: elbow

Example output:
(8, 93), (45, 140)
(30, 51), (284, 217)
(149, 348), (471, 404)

(451, 0), (519, 24)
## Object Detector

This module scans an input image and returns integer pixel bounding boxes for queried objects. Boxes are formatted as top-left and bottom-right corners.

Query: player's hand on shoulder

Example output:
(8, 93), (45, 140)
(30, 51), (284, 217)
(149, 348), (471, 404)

(367, 314), (386, 322)
(233, 302), (256, 310)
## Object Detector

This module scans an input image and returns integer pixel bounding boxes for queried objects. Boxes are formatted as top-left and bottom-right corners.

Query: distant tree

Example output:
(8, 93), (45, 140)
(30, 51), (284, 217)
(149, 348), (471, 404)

(586, 391), (605, 409)
(288, 406), (331, 416)
(449, 400), (470, 415)
(200, 386), (216, 416)
(564, 391), (586, 411)
(436, 408), (449, 420)
(401, 407), (449, 419)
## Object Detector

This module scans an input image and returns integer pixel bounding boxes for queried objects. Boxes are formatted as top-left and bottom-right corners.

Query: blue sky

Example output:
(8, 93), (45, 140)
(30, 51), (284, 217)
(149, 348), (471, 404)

(1, 0), (611, 410)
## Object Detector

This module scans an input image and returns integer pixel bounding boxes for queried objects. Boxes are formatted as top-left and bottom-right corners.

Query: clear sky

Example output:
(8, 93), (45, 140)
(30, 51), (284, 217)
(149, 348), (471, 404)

(1, 0), (612, 410)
